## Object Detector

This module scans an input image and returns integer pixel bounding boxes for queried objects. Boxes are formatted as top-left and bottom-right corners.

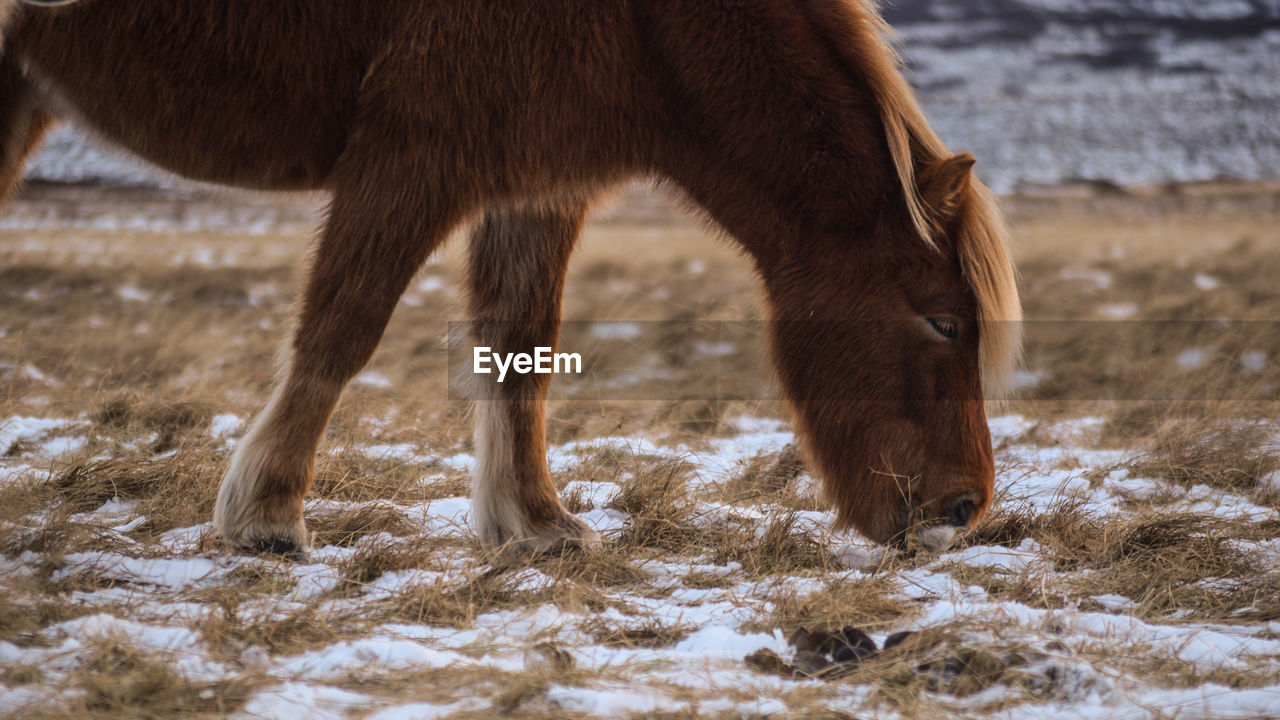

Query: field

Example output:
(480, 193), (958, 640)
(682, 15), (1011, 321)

(2, 180), (1279, 718)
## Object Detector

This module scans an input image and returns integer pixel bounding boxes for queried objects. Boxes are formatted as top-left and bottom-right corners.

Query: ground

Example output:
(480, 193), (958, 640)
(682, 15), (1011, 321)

(1, 181), (1279, 719)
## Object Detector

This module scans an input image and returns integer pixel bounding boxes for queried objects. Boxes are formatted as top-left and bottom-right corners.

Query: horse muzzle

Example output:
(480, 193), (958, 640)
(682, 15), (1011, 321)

(912, 493), (980, 552)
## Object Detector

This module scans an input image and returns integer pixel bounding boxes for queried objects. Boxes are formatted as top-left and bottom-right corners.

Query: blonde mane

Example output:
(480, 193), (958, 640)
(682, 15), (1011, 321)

(806, 0), (1023, 395)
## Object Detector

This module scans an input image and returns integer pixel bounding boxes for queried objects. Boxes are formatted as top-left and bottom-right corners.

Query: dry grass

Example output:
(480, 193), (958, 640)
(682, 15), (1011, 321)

(711, 512), (840, 578)
(31, 638), (262, 719)
(1128, 418), (1280, 493)
(960, 501), (1274, 621)
(605, 454), (706, 552)
(583, 617), (691, 649)
(309, 503), (417, 548)
(746, 574), (911, 637)
(719, 443), (825, 511)
(336, 535), (460, 587)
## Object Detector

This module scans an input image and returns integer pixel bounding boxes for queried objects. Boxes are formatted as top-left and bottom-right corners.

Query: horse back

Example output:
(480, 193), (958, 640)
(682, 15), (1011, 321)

(8, 0), (658, 195)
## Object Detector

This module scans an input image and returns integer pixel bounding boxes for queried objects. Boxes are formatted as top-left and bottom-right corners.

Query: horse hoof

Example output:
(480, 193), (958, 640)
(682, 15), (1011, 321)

(239, 536), (309, 561)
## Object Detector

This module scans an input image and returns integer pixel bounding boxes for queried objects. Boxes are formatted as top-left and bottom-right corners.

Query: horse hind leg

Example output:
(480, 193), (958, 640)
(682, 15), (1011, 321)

(0, 51), (54, 205)
(214, 135), (470, 556)
(466, 200), (601, 556)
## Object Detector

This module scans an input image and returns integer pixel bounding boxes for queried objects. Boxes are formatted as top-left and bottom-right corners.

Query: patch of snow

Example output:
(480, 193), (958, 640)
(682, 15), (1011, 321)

(1098, 302), (1139, 319)
(590, 322), (643, 340)
(561, 480), (620, 509)
(1176, 347), (1210, 371)
(209, 413), (243, 438)
(1013, 369), (1043, 390)
(1061, 267), (1112, 289)
(578, 507), (630, 534)
(358, 443), (420, 460)
(506, 568), (557, 593)
(53, 551), (233, 590)
(729, 415), (788, 434)
(288, 563), (344, 599)
(546, 684), (678, 717)
(46, 614), (229, 681)
(117, 285), (152, 302)
(237, 683), (371, 720)
(1241, 351), (1267, 372)
(365, 700), (486, 720)
(1092, 593), (1138, 611)
(1193, 273), (1220, 290)
(354, 371), (393, 388)
(936, 538), (1046, 573)
(274, 638), (469, 681)
(70, 497), (138, 528)
(693, 341), (736, 357)
(415, 276), (446, 293)
(0, 416), (89, 457)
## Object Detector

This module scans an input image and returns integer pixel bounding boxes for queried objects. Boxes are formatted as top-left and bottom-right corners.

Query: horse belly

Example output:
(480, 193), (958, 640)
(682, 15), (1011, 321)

(12, 3), (381, 190)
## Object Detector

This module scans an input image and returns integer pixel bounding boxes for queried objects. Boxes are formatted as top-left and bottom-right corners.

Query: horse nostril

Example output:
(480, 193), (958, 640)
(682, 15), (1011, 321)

(949, 498), (977, 527)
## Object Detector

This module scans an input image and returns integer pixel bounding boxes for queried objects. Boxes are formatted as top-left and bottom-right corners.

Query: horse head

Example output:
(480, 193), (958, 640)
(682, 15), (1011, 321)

(763, 152), (1019, 552)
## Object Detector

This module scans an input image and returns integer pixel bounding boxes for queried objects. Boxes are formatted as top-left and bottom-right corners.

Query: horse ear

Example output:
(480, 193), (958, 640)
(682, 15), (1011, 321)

(918, 153), (976, 226)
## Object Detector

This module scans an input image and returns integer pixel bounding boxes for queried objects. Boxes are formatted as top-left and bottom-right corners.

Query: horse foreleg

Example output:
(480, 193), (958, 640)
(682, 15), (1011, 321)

(214, 154), (464, 556)
(0, 52), (53, 204)
(467, 201), (601, 556)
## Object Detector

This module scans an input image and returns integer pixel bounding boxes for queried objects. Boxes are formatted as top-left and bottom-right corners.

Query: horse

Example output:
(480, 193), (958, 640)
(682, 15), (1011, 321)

(0, 0), (1020, 557)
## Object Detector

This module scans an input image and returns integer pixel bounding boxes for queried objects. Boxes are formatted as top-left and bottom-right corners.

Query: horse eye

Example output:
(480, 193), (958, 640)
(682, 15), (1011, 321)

(926, 317), (958, 340)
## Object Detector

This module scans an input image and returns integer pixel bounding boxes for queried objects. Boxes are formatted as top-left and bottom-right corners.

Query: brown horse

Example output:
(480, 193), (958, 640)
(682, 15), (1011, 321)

(1, 0), (1020, 557)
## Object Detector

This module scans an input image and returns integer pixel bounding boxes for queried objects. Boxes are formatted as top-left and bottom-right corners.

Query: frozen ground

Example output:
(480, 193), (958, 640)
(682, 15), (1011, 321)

(1, 411), (1278, 718)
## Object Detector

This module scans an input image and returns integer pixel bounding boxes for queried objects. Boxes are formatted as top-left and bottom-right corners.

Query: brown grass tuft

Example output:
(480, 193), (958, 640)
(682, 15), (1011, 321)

(35, 637), (261, 719)
(376, 564), (610, 630)
(337, 536), (456, 587)
(719, 444), (823, 511)
(92, 395), (214, 454)
(583, 617), (691, 649)
(308, 503), (416, 548)
(747, 574), (910, 636)
(607, 455), (704, 552)
(1128, 418), (1280, 492)
(712, 512), (838, 578)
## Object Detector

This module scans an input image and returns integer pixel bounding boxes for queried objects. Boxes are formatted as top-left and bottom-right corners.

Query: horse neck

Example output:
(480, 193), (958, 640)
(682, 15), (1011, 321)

(643, 0), (903, 265)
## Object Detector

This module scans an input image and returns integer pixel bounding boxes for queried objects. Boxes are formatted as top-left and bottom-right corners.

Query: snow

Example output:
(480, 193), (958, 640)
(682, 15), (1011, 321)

(1098, 303), (1139, 319)
(1177, 347), (1210, 371)
(52, 551), (234, 590)
(365, 700), (485, 720)
(547, 684), (678, 716)
(273, 639), (468, 681)
(1193, 273), (1221, 291)
(116, 285), (152, 302)
(1062, 267), (1113, 289)
(936, 538), (1047, 573)
(209, 413), (243, 438)
(590, 322), (643, 340)
(354, 371), (393, 388)
(1241, 351), (1267, 372)
(1091, 594), (1138, 611)
(237, 683), (371, 720)
(0, 416), (89, 459)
